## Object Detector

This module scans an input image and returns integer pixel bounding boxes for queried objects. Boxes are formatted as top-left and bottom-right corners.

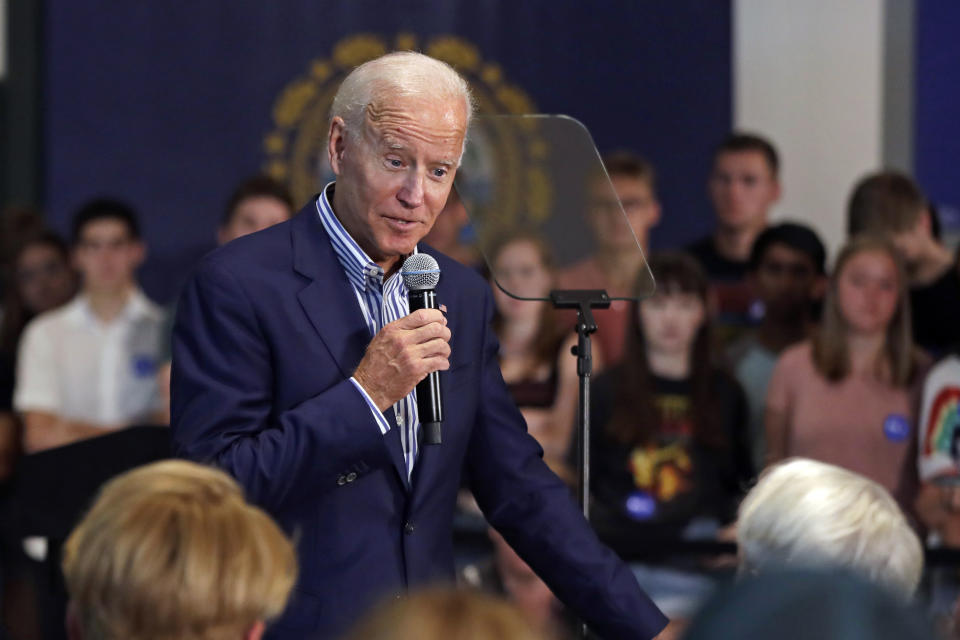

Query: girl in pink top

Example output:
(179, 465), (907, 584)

(765, 236), (927, 502)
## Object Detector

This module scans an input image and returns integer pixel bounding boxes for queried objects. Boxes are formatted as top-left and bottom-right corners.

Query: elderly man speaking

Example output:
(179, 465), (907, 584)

(171, 52), (669, 639)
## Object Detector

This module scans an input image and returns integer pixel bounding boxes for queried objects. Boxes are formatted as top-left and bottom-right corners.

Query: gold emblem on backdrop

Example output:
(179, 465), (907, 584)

(263, 34), (551, 237)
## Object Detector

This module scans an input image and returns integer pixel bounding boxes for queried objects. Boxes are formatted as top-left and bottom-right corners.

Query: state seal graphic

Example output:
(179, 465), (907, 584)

(263, 34), (552, 240)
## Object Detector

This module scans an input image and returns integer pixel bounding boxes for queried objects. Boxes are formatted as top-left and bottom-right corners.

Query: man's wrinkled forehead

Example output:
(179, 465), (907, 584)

(361, 96), (466, 155)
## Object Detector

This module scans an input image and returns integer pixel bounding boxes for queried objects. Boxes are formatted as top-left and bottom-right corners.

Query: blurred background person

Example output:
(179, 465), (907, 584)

(736, 458), (923, 601)
(490, 233), (581, 461)
(686, 133), (781, 346)
(0, 206), (47, 302)
(156, 175), (296, 422)
(217, 174), (295, 245)
(0, 231), (78, 478)
(913, 348), (960, 636)
(62, 459), (296, 640)
(14, 199), (166, 453)
(765, 236), (928, 507)
(558, 151), (661, 366)
(727, 222), (827, 470)
(345, 588), (543, 640)
(847, 170), (960, 355)
(461, 528), (574, 640)
(577, 252), (752, 617)
(460, 460), (578, 639)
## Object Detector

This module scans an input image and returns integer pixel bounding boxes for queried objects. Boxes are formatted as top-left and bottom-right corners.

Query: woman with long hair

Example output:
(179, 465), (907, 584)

(489, 233), (582, 462)
(765, 236), (928, 501)
(583, 251), (752, 545)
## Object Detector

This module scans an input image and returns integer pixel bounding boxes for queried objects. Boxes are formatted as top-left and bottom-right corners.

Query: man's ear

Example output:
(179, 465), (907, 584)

(919, 208), (933, 237)
(130, 240), (147, 268)
(328, 117), (347, 176)
(650, 201), (662, 227)
(771, 179), (783, 204)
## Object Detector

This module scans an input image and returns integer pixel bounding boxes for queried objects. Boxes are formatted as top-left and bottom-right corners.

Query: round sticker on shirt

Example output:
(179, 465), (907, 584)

(132, 354), (157, 378)
(625, 491), (657, 521)
(883, 414), (911, 443)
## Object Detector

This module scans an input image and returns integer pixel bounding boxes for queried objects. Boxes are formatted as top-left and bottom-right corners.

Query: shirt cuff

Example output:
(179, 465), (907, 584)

(349, 377), (391, 435)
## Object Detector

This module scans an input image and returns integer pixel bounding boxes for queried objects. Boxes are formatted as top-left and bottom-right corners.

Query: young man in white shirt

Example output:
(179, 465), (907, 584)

(15, 199), (166, 453)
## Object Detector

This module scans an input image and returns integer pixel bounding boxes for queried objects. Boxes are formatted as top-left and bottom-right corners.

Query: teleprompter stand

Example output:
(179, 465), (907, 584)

(548, 290), (610, 522)
(550, 289), (610, 640)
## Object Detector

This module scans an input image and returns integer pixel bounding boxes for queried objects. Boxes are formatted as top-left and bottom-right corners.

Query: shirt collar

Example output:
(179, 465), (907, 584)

(68, 288), (158, 328)
(315, 182), (417, 291)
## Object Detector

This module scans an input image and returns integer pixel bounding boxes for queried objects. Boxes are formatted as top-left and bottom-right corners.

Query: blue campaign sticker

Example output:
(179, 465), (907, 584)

(883, 414), (911, 442)
(625, 491), (657, 521)
(132, 354), (157, 378)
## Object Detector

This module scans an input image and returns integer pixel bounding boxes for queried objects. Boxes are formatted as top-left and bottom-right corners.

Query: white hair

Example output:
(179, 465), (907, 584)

(330, 51), (474, 135)
(737, 458), (923, 601)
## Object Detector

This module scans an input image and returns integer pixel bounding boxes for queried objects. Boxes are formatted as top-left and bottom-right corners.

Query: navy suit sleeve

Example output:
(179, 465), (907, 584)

(464, 287), (668, 640)
(170, 258), (392, 510)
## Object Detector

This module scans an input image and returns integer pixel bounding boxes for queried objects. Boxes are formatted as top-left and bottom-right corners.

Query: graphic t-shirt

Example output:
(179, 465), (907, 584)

(582, 368), (753, 547)
(917, 355), (960, 482)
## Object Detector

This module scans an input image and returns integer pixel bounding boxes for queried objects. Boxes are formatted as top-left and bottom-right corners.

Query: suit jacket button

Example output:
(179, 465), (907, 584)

(346, 472), (357, 483)
(404, 521), (415, 534)
(336, 474), (347, 486)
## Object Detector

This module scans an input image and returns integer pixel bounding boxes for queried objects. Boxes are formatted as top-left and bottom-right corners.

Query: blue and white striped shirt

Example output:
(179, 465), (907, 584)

(316, 184), (421, 477)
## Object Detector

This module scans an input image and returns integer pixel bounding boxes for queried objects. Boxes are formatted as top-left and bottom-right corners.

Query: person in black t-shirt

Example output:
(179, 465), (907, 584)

(686, 133), (782, 346)
(578, 252), (754, 552)
(847, 170), (960, 355)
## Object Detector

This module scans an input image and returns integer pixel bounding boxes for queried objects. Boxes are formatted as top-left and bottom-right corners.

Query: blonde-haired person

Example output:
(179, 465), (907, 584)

(62, 460), (297, 640)
(765, 236), (928, 504)
(345, 588), (543, 640)
(737, 458), (923, 600)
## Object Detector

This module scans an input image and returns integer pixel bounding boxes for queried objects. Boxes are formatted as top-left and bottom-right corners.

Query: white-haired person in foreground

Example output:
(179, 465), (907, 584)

(62, 460), (297, 640)
(736, 458), (923, 600)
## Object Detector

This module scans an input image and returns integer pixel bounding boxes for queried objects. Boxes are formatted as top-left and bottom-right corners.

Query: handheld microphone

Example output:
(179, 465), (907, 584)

(401, 254), (443, 445)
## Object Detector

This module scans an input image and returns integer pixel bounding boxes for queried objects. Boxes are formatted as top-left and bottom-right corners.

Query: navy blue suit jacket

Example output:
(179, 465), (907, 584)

(171, 201), (668, 639)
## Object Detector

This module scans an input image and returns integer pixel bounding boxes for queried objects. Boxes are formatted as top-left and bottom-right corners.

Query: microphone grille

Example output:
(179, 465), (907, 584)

(401, 254), (441, 290)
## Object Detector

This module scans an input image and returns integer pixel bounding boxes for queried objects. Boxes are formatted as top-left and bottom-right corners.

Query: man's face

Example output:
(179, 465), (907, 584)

(73, 219), (144, 293)
(709, 151), (780, 231)
(752, 243), (823, 320)
(218, 196), (292, 245)
(327, 94), (466, 272)
(588, 176), (660, 251)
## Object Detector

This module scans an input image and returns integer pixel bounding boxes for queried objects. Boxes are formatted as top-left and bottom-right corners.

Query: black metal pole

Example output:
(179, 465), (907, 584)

(549, 290), (609, 640)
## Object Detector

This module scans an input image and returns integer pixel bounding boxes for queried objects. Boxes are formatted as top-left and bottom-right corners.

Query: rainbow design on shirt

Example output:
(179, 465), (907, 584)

(924, 386), (960, 458)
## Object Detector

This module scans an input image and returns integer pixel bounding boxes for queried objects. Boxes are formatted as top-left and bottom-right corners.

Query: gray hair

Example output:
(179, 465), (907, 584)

(330, 51), (474, 137)
(737, 458), (923, 601)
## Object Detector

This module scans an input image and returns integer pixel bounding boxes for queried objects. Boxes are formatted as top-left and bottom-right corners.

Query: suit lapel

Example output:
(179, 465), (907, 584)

(291, 202), (410, 490)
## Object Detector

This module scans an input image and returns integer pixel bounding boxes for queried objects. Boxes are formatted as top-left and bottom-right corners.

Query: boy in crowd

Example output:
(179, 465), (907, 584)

(558, 151), (662, 365)
(14, 199), (166, 452)
(847, 170), (960, 354)
(217, 174), (294, 245)
(687, 133), (782, 342)
(727, 222), (827, 469)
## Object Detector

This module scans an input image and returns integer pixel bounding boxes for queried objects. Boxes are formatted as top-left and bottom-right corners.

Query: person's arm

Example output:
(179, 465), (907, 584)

(22, 411), (119, 454)
(465, 286), (668, 640)
(171, 258), (448, 511)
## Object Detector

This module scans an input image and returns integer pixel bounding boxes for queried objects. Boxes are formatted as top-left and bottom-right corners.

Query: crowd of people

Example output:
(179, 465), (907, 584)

(0, 54), (959, 638)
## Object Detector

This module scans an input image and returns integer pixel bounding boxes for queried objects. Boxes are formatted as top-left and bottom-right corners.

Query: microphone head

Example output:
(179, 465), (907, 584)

(401, 254), (441, 290)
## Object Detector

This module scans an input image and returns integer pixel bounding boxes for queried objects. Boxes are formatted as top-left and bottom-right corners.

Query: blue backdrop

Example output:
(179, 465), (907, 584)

(916, 0), (960, 243)
(43, 0), (732, 302)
